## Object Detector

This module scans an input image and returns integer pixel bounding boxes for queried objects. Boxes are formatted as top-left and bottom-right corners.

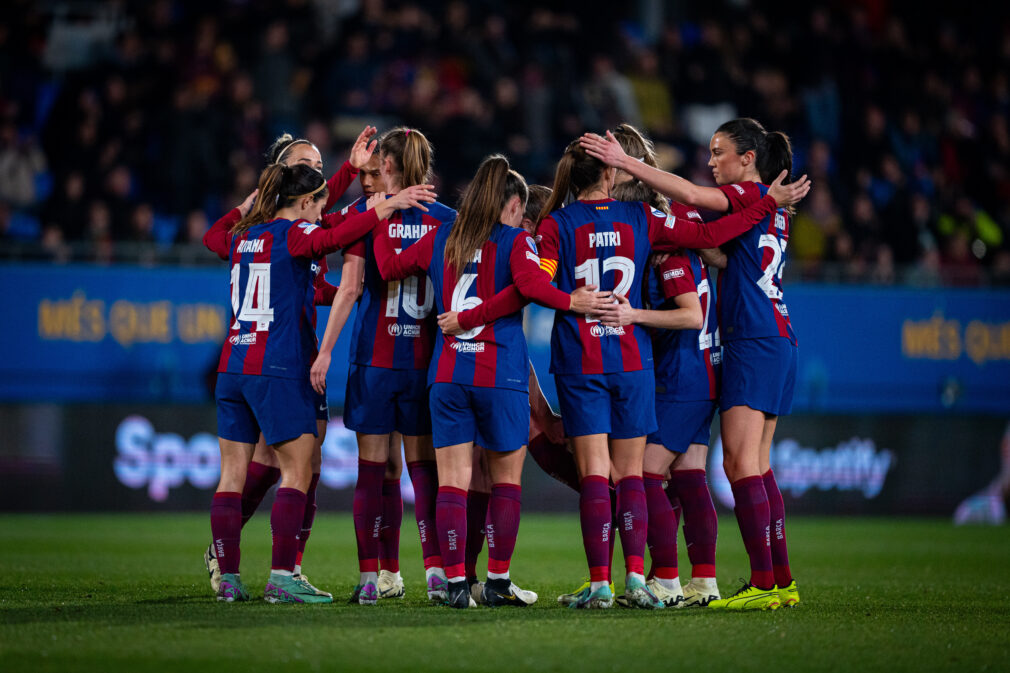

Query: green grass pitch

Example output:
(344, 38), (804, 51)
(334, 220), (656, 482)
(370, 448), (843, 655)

(1, 513), (1008, 672)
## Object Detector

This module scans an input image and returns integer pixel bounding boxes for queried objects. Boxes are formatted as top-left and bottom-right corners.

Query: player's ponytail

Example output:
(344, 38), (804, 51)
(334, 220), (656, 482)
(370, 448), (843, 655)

(379, 127), (433, 189)
(537, 139), (606, 227)
(234, 164), (328, 235)
(446, 154), (528, 278)
(757, 131), (793, 185)
(611, 123), (669, 214)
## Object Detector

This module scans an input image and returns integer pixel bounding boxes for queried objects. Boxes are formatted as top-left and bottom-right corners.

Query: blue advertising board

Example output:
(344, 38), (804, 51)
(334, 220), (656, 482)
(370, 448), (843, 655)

(3, 263), (1009, 413)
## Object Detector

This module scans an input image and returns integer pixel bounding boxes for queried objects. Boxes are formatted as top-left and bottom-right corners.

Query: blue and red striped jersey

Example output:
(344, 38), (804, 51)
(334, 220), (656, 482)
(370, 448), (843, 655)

(216, 210), (380, 378)
(538, 199), (657, 375)
(717, 182), (797, 344)
(427, 223), (540, 392)
(346, 199), (457, 370)
(646, 248), (721, 401)
(371, 220), (569, 392)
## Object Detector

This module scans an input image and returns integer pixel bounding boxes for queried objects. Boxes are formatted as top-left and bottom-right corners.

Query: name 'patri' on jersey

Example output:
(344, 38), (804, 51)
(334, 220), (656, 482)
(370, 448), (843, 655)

(428, 222), (533, 392)
(717, 181), (797, 344)
(538, 199), (656, 375)
(345, 198), (457, 369)
(219, 219), (319, 378)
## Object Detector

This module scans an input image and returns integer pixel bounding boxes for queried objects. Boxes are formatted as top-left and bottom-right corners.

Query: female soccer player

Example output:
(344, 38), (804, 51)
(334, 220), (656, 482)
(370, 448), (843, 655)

(202, 127), (377, 598)
(312, 127), (456, 605)
(370, 154), (610, 608)
(209, 163), (433, 603)
(601, 124), (725, 608)
(309, 151), (409, 599)
(582, 118), (805, 610)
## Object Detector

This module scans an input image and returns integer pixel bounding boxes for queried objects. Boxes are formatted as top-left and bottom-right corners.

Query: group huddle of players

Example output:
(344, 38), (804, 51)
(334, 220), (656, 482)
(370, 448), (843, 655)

(202, 118), (810, 611)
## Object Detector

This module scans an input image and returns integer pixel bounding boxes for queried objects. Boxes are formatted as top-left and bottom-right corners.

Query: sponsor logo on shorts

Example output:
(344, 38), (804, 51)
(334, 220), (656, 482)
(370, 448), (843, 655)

(229, 333), (256, 345)
(388, 323), (422, 337)
(663, 268), (685, 280)
(589, 324), (626, 337)
(451, 341), (486, 353)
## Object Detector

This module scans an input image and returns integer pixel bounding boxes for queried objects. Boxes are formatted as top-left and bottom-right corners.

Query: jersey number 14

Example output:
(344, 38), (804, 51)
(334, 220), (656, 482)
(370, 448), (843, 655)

(230, 263), (275, 331)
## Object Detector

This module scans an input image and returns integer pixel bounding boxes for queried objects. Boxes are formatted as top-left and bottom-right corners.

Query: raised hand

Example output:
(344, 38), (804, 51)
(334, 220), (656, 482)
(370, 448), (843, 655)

(237, 189), (259, 217)
(767, 171), (811, 208)
(579, 130), (629, 168)
(349, 125), (378, 169)
(386, 184), (437, 212)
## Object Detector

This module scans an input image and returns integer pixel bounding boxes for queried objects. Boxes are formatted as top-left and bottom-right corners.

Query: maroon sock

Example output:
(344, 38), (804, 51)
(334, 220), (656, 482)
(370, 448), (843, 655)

(380, 478), (403, 573)
(528, 433), (580, 492)
(407, 460), (442, 569)
(352, 458), (385, 573)
(211, 492), (242, 575)
(608, 486), (618, 579)
(670, 469), (718, 578)
(579, 475), (612, 582)
(296, 473), (320, 568)
(616, 476), (648, 576)
(436, 486), (467, 580)
(644, 473), (679, 580)
(731, 475), (774, 590)
(465, 490), (490, 580)
(241, 461), (280, 527)
(271, 487), (307, 573)
(763, 469), (792, 587)
(487, 483), (521, 576)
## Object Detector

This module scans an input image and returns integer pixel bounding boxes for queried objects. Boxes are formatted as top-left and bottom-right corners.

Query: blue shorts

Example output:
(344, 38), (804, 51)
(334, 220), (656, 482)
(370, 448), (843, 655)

(647, 398), (717, 453)
(314, 388), (329, 422)
(719, 337), (797, 416)
(555, 370), (657, 439)
(215, 373), (317, 446)
(344, 364), (432, 436)
(429, 383), (529, 452)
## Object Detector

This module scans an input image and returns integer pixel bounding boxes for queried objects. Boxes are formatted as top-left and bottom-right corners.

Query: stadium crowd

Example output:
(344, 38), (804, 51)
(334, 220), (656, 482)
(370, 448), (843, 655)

(0, 0), (1007, 284)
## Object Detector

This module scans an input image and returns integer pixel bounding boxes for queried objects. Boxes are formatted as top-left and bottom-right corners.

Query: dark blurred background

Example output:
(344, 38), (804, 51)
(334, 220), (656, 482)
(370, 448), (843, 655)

(1, 0), (1008, 516)
(1, 0), (1008, 284)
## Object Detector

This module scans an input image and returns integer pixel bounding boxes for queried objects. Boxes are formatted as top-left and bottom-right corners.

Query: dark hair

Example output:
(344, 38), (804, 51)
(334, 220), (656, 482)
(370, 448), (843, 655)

(538, 139), (607, 225)
(378, 127), (433, 187)
(524, 185), (552, 223)
(265, 133), (314, 165)
(714, 117), (793, 185)
(611, 123), (669, 214)
(445, 154), (528, 278)
(234, 164), (328, 234)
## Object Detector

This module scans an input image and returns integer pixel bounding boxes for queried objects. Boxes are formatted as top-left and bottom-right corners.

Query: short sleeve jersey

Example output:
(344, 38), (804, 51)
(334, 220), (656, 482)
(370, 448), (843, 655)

(538, 199), (658, 375)
(218, 218), (318, 379)
(346, 199), (457, 369)
(427, 223), (534, 392)
(716, 182), (796, 344)
(646, 248), (721, 401)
